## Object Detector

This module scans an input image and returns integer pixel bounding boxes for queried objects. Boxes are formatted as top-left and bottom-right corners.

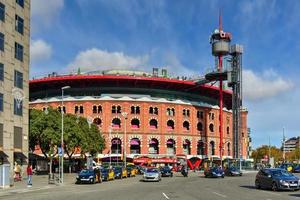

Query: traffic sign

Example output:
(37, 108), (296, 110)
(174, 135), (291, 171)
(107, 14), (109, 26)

(58, 147), (63, 157)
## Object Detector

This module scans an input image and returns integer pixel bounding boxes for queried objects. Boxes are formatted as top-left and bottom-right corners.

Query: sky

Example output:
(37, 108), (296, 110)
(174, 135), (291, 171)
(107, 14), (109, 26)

(30, 0), (300, 148)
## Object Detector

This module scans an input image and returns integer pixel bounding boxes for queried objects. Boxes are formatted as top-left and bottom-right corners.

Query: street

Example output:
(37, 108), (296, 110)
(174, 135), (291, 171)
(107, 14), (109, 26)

(1, 172), (300, 200)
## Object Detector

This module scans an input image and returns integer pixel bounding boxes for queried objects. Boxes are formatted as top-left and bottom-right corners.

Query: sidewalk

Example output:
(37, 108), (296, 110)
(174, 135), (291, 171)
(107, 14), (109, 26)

(0, 173), (77, 197)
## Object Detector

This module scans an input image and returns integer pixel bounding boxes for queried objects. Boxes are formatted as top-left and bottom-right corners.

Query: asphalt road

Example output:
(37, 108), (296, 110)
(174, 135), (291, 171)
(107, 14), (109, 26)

(2, 172), (300, 200)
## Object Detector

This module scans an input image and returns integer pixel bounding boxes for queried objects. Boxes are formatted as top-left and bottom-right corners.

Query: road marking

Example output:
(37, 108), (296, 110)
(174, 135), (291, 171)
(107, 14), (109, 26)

(212, 192), (227, 198)
(162, 192), (170, 199)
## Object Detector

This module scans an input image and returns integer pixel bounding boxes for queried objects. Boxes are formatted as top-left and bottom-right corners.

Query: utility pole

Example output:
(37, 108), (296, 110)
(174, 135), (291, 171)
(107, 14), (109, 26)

(283, 127), (286, 162)
(268, 136), (271, 167)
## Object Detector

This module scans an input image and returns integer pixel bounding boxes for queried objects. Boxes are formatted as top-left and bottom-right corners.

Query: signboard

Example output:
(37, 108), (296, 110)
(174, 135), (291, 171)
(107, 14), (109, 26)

(58, 147), (63, 157)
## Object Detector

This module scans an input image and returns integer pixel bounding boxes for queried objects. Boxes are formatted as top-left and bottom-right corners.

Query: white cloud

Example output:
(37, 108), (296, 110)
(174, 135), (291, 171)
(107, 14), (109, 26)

(243, 69), (293, 101)
(68, 48), (149, 72)
(30, 40), (52, 63)
(31, 0), (64, 30)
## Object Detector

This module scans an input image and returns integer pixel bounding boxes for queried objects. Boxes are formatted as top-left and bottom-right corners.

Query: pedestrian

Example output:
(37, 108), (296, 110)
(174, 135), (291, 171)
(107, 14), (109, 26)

(27, 163), (33, 187)
(14, 162), (21, 181)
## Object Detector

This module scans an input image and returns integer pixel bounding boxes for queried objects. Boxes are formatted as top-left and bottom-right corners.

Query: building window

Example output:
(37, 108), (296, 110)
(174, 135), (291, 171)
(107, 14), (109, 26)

(197, 122), (203, 131)
(0, 32), (4, 51)
(209, 123), (214, 132)
(14, 98), (22, 116)
(112, 118), (121, 128)
(14, 70), (23, 89)
(227, 143), (231, 156)
(197, 111), (203, 119)
(15, 15), (24, 35)
(93, 105), (102, 114)
(227, 126), (230, 134)
(166, 108), (175, 116)
(16, 0), (24, 8)
(149, 107), (158, 115)
(131, 106), (140, 114)
(131, 118), (140, 129)
(209, 112), (214, 120)
(183, 121), (190, 130)
(58, 106), (66, 114)
(0, 63), (3, 81)
(15, 42), (23, 61)
(74, 106), (79, 114)
(167, 120), (175, 130)
(79, 106), (84, 114)
(93, 118), (102, 126)
(210, 141), (215, 155)
(0, 3), (4, 22)
(112, 105), (121, 114)
(14, 126), (22, 149)
(183, 109), (190, 117)
(0, 93), (3, 112)
(149, 119), (158, 129)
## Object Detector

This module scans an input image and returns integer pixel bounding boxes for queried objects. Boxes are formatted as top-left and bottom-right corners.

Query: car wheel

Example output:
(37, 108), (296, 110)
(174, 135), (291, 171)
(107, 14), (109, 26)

(255, 180), (261, 189)
(90, 178), (95, 184)
(222, 175), (224, 178)
(170, 173), (173, 177)
(272, 182), (278, 191)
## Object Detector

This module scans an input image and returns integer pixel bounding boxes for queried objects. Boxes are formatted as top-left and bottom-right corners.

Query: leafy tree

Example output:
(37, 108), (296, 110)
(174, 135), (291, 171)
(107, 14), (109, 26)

(251, 145), (283, 164)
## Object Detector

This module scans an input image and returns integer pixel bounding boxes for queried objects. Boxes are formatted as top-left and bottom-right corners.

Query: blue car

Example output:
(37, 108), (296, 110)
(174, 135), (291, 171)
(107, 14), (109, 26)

(293, 165), (300, 173)
(204, 167), (225, 178)
(159, 166), (173, 177)
(225, 167), (242, 176)
(255, 168), (300, 191)
(76, 169), (101, 184)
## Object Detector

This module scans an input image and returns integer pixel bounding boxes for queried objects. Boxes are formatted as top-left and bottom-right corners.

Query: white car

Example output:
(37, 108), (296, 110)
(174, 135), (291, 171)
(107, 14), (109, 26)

(143, 168), (161, 182)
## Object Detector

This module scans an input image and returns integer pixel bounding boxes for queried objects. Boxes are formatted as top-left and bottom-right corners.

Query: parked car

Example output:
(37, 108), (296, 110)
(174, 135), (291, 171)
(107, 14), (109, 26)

(160, 166), (173, 177)
(204, 167), (225, 178)
(101, 168), (115, 181)
(113, 166), (127, 179)
(76, 169), (101, 184)
(143, 168), (161, 182)
(225, 167), (242, 176)
(255, 168), (300, 191)
(293, 165), (300, 173)
(279, 163), (293, 172)
(126, 166), (136, 177)
(137, 166), (146, 175)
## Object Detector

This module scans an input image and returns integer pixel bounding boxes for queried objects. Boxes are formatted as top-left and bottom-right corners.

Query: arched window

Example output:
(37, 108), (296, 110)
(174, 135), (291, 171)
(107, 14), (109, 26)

(166, 108), (171, 116)
(209, 123), (214, 132)
(149, 107), (154, 114)
(171, 108), (175, 116)
(197, 111), (204, 119)
(97, 105), (102, 113)
(117, 106), (121, 113)
(112, 105), (116, 113)
(130, 138), (141, 154)
(131, 118), (140, 129)
(227, 126), (230, 134)
(112, 118), (121, 128)
(93, 117), (102, 126)
(58, 106), (66, 114)
(149, 138), (159, 154)
(166, 139), (176, 155)
(149, 119), (158, 129)
(197, 122), (203, 131)
(111, 138), (122, 154)
(210, 141), (215, 155)
(167, 120), (175, 130)
(79, 106), (84, 114)
(183, 121), (190, 130)
(154, 107), (158, 115)
(131, 106), (140, 114)
(183, 139), (191, 155)
(197, 140), (205, 155)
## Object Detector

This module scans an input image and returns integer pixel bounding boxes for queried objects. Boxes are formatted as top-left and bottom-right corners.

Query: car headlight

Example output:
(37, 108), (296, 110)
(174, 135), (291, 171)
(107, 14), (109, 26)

(212, 172), (216, 174)
(279, 180), (288, 185)
(76, 175), (79, 179)
(89, 176), (94, 179)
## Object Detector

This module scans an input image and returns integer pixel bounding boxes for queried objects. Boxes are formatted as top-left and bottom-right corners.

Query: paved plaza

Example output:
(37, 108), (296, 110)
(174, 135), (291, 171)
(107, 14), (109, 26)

(1, 171), (300, 200)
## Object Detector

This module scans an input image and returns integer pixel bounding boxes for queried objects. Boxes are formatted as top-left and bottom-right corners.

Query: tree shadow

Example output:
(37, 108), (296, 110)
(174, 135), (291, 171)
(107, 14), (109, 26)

(239, 185), (257, 190)
(289, 194), (300, 197)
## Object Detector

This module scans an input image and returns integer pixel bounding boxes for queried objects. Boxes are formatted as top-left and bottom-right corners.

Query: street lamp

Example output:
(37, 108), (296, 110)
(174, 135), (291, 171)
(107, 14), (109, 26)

(121, 112), (128, 167)
(221, 140), (231, 169)
(60, 85), (71, 184)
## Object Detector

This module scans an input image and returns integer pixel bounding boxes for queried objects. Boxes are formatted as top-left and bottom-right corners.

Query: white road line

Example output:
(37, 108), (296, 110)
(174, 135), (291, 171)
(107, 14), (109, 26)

(212, 191), (227, 198)
(162, 192), (170, 199)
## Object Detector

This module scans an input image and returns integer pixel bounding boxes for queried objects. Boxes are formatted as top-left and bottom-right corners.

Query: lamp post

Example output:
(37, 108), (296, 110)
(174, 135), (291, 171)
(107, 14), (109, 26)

(220, 140), (231, 169)
(61, 86), (71, 184)
(122, 112), (128, 167)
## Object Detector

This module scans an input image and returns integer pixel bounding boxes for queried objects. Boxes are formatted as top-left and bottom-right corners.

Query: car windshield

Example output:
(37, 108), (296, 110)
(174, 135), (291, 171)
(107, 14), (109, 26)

(80, 169), (92, 174)
(271, 170), (293, 177)
(146, 168), (158, 173)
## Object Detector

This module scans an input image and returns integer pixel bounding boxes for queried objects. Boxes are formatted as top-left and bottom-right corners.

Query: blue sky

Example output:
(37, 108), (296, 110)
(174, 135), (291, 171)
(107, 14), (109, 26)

(30, 0), (300, 148)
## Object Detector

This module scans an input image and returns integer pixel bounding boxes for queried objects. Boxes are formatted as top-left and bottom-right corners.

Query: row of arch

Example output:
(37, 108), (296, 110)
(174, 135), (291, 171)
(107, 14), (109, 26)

(109, 138), (231, 156)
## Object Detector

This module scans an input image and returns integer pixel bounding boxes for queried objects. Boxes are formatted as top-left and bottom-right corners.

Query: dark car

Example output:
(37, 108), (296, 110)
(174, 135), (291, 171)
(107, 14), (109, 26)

(225, 167), (242, 176)
(293, 165), (300, 173)
(113, 166), (127, 179)
(204, 167), (225, 178)
(279, 163), (293, 172)
(76, 169), (101, 184)
(160, 166), (173, 177)
(255, 168), (300, 191)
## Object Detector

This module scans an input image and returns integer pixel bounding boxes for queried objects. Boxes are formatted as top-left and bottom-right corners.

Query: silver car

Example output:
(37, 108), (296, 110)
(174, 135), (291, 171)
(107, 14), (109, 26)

(143, 168), (161, 182)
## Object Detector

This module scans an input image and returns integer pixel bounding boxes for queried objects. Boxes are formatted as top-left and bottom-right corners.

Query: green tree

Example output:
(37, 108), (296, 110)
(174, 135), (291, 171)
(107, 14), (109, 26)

(251, 145), (283, 164)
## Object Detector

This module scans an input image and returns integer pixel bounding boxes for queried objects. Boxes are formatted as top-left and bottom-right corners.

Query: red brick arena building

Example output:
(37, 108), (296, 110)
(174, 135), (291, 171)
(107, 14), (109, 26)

(29, 69), (249, 169)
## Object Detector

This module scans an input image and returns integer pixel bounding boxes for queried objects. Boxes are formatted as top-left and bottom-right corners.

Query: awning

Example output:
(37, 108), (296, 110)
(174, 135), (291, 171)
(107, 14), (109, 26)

(14, 152), (27, 160)
(0, 151), (9, 158)
(130, 139), (140, 145)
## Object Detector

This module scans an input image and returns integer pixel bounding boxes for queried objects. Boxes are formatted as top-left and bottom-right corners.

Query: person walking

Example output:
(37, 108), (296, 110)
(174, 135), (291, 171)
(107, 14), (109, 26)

(27, 164), (33, 187)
